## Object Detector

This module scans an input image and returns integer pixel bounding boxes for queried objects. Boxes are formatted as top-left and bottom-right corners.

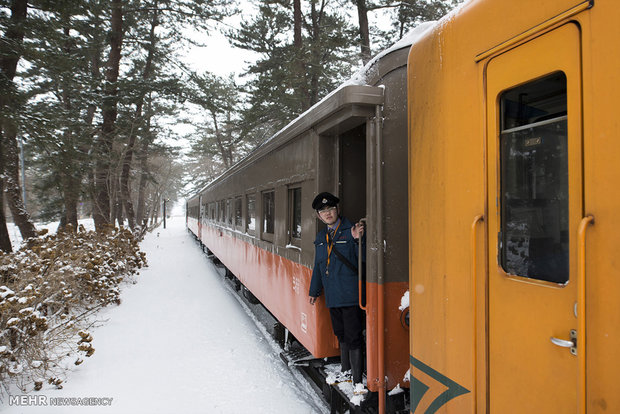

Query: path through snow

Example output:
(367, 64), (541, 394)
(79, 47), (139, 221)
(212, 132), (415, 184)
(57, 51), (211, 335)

(2, 216), (326, 414)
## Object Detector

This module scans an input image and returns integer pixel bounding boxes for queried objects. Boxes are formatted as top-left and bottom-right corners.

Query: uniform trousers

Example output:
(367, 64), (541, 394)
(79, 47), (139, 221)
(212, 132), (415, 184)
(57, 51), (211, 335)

(329, 306), (364, 349)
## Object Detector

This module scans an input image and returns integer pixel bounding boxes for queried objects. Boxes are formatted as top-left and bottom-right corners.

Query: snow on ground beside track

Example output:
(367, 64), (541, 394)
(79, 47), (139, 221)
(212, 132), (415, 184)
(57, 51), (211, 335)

(2, 216), (326, 413)
(6, 219), (95, 251)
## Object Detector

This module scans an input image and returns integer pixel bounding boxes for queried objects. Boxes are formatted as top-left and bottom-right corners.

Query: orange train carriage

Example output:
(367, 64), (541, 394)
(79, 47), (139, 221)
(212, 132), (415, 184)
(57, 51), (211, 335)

(408, 0), (620, 413)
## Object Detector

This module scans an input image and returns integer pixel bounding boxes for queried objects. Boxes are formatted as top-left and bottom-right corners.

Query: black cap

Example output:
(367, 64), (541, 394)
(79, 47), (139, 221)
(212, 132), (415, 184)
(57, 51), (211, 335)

(312, 192), (339, 211)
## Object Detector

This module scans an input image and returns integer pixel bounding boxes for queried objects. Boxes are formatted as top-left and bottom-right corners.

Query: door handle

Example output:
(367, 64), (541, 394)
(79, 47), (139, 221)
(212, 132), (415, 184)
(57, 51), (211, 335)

(550, 337), (574, 348)
(550, 329), (577, 355)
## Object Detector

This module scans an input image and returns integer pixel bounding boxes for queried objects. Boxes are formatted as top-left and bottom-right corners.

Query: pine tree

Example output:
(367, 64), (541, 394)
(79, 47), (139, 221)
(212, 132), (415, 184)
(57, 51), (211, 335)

(229, 0), (357, 135)
(381, 0), (462, 42)
(20, 0), (107, 231)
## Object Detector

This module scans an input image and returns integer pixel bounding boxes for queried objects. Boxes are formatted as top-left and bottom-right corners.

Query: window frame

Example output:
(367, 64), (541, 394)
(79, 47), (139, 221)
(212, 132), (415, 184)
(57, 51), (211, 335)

(246, 193), (256, 235)
(288, 186), (302, 247)
(498, 72), (569, 284)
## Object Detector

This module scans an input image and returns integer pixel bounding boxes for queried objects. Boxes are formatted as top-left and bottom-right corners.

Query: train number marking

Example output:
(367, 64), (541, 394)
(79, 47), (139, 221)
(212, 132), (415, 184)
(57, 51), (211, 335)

(300, 312), (307, 333)
(292, 275), (300, 294)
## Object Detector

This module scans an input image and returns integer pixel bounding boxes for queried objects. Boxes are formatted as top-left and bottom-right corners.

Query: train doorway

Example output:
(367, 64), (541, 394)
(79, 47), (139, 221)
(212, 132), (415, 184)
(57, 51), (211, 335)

(338, 124), (367, 223)
(485, 24), (583, 413)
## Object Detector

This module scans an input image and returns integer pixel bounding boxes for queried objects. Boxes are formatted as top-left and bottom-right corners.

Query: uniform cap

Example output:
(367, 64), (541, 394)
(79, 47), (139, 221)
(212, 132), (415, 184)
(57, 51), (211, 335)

(312, 192), (339, 211)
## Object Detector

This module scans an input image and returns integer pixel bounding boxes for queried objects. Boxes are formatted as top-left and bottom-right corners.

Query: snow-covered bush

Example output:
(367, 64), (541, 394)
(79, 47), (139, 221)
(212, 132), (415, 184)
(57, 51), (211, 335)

(0, 225), (146, 395)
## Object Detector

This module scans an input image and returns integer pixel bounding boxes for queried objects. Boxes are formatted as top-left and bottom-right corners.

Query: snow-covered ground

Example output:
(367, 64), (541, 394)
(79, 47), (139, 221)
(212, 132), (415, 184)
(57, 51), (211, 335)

(2, 216), (327, 413)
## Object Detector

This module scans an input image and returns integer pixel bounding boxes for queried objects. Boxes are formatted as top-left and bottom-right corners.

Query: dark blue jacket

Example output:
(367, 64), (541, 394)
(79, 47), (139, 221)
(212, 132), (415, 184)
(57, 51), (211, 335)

(309, 217), (365, 308)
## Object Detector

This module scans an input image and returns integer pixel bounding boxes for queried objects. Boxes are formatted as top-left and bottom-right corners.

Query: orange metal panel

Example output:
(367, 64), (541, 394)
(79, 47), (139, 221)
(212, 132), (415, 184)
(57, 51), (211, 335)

(365, 281), (410, 393)
(200, 224), (339, 358)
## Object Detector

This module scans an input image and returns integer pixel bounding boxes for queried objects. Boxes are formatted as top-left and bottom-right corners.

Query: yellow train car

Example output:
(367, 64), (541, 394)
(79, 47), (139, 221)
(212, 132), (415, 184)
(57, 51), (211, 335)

(408, 0), (620, 412)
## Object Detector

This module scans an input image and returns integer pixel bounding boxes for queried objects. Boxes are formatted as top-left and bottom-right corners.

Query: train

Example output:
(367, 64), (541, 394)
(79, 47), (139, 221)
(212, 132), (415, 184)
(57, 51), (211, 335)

(188, 0), (620, 413)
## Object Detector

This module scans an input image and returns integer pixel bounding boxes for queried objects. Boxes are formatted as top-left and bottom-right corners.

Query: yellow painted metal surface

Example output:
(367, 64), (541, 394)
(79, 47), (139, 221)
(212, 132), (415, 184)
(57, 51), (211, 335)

(485, 24), (582, 413)
(408, 0), (620, 412)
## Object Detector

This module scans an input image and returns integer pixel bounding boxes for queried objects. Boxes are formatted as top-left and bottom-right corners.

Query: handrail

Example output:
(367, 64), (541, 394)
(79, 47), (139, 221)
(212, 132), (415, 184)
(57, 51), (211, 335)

(359, 218), (368, 311)
(470, 214), (484, 412)
(374, 104), (386, 414)
(577, 215), (594, 414)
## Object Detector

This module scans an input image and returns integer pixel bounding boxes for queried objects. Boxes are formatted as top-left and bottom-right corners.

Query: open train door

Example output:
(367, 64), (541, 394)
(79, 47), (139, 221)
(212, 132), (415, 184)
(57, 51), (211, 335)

(485, 23), (584, 413)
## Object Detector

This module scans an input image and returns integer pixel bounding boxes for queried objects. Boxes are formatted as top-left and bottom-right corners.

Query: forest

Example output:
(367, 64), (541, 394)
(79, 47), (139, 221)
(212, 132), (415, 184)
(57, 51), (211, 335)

(0, 0), (462, 252)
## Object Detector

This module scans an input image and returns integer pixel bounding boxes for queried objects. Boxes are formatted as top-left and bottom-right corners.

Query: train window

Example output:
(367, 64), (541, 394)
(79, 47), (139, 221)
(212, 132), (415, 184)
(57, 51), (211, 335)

(262, 190), (275, 238)
(234, 197), (242, 228)
(246, 194), (256, 233)
(499, 72), (569, 284)
(210, 203), (215, 221)
(226, 199), (233, 226)
(219, 200), (225, 223)
(288, 187), (302, 242)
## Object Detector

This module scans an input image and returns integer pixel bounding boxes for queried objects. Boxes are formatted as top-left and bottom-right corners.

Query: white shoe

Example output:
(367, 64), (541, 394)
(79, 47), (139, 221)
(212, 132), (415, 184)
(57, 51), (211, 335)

(353, 383), (368, 395)
(327, 370), (352, 385)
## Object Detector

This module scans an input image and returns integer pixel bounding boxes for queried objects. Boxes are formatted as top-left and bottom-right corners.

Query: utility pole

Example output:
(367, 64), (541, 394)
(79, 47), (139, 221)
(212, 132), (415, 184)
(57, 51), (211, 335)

(163, 199), (167, 229)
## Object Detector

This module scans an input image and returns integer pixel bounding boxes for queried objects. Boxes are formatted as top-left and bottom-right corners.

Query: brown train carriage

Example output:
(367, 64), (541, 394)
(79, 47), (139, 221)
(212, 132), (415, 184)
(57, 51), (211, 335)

(189, 42), (412, 406)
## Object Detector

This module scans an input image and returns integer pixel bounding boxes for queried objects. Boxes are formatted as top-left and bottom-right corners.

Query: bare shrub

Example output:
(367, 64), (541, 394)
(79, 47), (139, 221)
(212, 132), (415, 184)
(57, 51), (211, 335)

(0, 225), (146, 396)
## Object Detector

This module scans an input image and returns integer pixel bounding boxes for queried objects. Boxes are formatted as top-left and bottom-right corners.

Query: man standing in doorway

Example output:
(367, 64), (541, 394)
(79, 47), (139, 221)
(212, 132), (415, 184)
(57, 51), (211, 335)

(309, 192), (367, 395)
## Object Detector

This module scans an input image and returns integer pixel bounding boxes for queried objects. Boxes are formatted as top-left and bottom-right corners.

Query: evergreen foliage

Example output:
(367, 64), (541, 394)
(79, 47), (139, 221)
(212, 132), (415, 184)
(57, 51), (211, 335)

(1, 0), (463, 249)
(229, 0), (358, 134)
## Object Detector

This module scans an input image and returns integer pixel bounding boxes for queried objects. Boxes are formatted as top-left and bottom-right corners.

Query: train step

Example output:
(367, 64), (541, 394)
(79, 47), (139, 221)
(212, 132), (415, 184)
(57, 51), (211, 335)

(279, 347), (316, 366)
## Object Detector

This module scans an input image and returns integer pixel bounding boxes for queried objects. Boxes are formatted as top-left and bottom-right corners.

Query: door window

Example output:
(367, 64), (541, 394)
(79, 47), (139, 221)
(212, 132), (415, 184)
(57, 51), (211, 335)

(499, 72), (569, 284)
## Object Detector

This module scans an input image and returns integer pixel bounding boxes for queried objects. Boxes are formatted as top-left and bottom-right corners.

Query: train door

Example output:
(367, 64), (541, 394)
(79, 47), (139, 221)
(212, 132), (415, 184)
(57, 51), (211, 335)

(485, 24), (583, 412)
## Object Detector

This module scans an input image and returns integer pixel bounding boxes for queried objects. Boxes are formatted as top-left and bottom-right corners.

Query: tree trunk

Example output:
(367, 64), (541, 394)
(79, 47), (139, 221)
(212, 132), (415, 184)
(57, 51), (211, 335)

(135, 100), (153, 229)
(355, 0), (371, 64)
(93, 0), (123, 231)
(3, 127), (36, 239)
(0, 143), (12, 252)
(0, 0), (29, 252)
(292, 0), (308, 112)
(210, 112), (232, 168)
(120, 5), (158, 230)
(307, 1), (323, 107)
(61, 166), (80, 231)
(57, 25), (80, 232)
(136, 158), (150, 230)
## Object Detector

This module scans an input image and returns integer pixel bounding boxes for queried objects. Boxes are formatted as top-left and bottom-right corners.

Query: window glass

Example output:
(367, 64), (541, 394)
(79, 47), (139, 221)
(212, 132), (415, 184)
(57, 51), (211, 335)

(290, 188), (302, 240)
(210, 203), (215, 221)
(219, 200), (225, 223)
(262, 191), (275, 234)
(246, 194), (256, 232)
(226, 199), (232, 226)
(499, 72), (568, 284)
(235, 197), (242, 228)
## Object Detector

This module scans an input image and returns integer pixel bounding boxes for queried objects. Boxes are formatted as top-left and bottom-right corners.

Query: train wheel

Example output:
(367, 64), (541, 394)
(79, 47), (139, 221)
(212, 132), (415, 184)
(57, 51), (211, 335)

(225, 268), (234, 280)
(273, 322), (286, 349)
